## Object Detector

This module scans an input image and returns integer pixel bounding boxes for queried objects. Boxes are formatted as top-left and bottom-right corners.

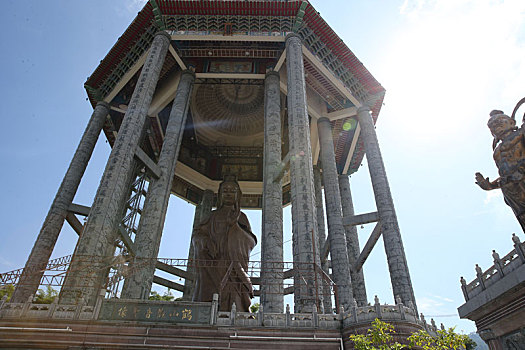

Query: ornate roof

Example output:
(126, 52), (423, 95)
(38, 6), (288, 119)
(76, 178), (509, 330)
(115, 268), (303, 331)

(84, 0), (385, 206)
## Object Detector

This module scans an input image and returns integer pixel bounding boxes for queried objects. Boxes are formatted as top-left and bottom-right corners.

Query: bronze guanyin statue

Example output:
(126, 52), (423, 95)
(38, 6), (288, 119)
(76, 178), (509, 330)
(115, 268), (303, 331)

(476, 99), (525, 233)
(192, 176), (257, 311)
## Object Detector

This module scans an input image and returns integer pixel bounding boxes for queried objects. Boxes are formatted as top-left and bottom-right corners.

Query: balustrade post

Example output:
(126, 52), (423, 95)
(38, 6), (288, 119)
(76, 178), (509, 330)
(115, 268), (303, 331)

(460, 277), (469, 301)
(230, 302), (237, 326)
(286, 304), (291, 327)
(351, 298), (358, 323)
(48, 298), (58, 318)
(512, 233), (525, 262)
(374, 295), (381, 318)
(475, 264), (486, 290)
(492, 250), (504, 278)
(93, 289), (106, 320)
(258, 304), (264, 326)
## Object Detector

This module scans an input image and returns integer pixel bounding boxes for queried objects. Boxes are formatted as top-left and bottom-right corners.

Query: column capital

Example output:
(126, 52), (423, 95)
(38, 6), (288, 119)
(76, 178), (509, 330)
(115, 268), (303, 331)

(95, 101), (110, 111)
(154, 30), (171, 42)
(265, 70), (280, 79)
(181, 69), (196, 79)
(357, 105), (372, 114)
(317, 116), (330, 124)
(285, 32), (302, 43)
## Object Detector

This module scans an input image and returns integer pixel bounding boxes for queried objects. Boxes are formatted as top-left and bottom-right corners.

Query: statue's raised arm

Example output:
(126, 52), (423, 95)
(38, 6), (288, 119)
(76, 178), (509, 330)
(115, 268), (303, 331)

(477, 107), (525, 233)
(474, 172), (500, 191)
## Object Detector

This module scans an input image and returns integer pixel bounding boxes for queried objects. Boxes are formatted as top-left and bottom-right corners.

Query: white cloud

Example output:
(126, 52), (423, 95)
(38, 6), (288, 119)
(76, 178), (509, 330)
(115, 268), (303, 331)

(380, 0), (525, 143)
(429, 294), (454, 303)
(418, 296), (444, 314)
(418, 293), (455, 314)
(484, 190), (502, 205)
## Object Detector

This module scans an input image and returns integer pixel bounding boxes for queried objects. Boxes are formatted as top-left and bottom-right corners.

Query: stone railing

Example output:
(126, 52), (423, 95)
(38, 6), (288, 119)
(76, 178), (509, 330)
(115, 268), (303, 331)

(0, 296), (99, 321)
(0, 291), (439, 333)
(214, 295), (438, 333)
(460, 233), (525, 301)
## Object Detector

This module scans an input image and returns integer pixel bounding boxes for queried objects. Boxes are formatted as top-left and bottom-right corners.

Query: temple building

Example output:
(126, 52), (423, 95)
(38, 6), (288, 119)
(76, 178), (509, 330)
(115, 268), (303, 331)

(0, 1), (431, 348)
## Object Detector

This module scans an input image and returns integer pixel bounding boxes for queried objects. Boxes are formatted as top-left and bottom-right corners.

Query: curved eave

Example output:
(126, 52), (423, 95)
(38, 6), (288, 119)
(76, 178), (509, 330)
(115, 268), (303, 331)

(85, 0), (384, 105)
(85, 2), (154, 95)
(83, 0), (386, 176)
(302, 4), (385, 97)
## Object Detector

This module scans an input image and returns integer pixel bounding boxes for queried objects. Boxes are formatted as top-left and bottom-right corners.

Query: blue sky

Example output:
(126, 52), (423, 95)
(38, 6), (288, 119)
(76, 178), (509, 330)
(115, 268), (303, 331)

(1, 0), (525, 334)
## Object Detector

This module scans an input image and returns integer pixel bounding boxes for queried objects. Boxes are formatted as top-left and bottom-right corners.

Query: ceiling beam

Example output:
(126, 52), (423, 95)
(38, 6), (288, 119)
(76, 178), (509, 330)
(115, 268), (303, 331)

(66, 213), (83, 236)
(302, 47), (361, 108)
(355, 221), (382, 273)
(169, 45), (187, 70)
(195, 73), (265, 80)
(343, 124), (361, 174)
(274, 49), (287, 72)
(170, 33), (286, 42)
(174, 162), (263, 195)
(103, 48), (149, 103)
(325, 106), (358, 121)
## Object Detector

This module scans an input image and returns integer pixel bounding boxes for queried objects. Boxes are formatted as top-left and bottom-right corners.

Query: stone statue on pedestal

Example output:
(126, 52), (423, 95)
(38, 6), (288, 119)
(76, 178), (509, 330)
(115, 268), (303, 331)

(476, 106), (525, 233)
(192, 176), (257, 311)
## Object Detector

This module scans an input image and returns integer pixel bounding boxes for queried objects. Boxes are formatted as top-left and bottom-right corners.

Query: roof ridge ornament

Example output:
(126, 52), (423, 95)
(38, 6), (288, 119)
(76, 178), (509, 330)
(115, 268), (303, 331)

(292, 1), (308, 33)
(149, 0), (166, 31)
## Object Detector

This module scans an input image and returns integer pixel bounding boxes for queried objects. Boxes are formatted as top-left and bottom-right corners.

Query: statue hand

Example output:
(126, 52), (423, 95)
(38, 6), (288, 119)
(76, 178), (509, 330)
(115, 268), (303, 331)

(475, 172), (493, 190)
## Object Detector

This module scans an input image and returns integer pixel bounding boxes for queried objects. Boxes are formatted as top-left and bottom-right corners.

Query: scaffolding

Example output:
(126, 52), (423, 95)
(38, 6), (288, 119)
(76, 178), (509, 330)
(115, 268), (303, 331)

(1, 256), (337, 312)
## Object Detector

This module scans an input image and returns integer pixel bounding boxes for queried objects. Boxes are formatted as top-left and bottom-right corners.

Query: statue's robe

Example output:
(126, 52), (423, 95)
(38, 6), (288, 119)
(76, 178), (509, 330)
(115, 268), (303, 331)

(494, 129), (525, 232)
(192, 206), (256, 311)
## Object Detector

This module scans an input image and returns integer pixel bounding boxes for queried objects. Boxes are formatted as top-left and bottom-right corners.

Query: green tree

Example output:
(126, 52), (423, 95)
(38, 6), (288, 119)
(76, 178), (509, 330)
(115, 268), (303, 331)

(0, 284), (15, 302)
(350, 318), (472, 350)
(349, 318), (404, 350)
(250, 302), (260, 313)
(34, 285), (58, 304)
(149, 289), (175, 301)
(408, 327), (469, 350)
(463, 336), (477, 350)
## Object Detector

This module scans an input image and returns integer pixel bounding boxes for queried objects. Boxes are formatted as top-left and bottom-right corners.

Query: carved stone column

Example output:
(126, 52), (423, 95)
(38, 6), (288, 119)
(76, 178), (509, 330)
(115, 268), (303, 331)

(357, 106), (416, 308)
(338, 174), (367, 306)
(121, 70), (195, 299)
(313, 166), (333, 313)
(59, 31), (171, 306)
(11, 101), (109, 303)
(183, 189), (214, 301)
(286, 33), (321, 313)
(261, 71), (284, 313)
(317, 117), (353, 310)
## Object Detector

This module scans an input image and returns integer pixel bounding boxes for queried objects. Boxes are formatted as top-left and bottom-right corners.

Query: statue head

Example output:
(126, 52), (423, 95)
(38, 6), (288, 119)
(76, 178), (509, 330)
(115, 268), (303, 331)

(217, 175), (242, 209)
(488, 110), (516, 142)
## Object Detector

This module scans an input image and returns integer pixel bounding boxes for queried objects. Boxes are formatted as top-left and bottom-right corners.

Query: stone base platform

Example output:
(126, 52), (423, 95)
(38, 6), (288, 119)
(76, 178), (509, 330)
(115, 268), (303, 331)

(0, 319), (343, 349)
(0, 295), (430, 349)
(0, 318), (427, 349)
